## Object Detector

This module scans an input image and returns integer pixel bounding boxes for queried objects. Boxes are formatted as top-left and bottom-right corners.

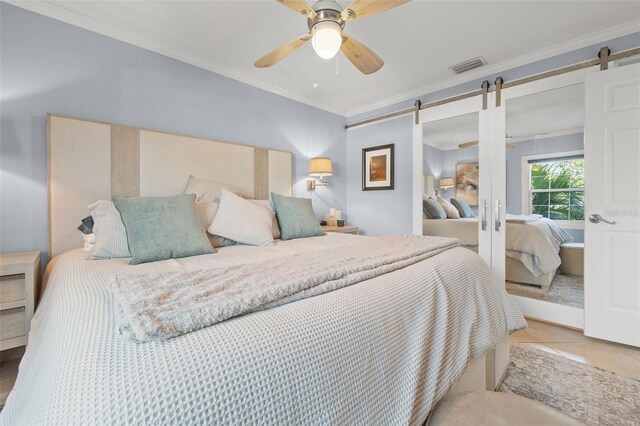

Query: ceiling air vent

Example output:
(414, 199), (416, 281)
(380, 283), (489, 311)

(450, 57), (487, 74)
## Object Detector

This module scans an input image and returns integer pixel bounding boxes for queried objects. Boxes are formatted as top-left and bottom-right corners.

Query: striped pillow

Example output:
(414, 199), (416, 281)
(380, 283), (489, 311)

(88, 200), (132, 259)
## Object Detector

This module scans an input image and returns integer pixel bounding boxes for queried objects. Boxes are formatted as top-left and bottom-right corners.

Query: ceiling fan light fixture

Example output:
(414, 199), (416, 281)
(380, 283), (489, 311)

(311, 20), (342, 59)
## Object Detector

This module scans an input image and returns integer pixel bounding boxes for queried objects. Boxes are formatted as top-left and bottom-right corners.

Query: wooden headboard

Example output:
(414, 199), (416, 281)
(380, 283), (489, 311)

(47, 114), (292, 258)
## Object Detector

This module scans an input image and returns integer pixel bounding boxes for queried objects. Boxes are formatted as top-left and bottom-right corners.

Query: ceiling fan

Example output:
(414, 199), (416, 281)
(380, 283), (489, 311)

(458, 137), (516, 149)
(254, 0), (411, 75)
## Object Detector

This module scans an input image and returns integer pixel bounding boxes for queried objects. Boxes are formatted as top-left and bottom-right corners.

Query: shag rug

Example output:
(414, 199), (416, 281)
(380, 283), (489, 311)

(507, 273), (583, 308)
(499, 344), (640, 425)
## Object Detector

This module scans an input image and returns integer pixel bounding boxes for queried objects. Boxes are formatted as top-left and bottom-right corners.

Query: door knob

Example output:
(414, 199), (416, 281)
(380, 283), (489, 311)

(589, 214), (616, 225)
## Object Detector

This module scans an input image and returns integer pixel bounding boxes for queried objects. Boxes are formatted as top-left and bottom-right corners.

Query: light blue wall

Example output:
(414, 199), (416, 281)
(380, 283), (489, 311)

(346, 116), (413, 235)
(349, 31), (639, 236)
(0, 4), (347, 269)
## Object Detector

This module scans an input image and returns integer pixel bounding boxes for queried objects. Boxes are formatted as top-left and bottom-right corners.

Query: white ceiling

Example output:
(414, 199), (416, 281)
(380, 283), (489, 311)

(423, 83), (585, 150)
(10, 0), (640, 116)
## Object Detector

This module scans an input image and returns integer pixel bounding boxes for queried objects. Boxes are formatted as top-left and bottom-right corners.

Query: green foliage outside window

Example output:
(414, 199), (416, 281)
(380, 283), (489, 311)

(530, 158), (584, 220)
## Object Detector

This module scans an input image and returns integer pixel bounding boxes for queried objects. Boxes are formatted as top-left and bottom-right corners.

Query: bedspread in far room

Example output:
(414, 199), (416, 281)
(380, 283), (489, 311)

(1, 233), (525, 425)
(423, 217), (573, 276)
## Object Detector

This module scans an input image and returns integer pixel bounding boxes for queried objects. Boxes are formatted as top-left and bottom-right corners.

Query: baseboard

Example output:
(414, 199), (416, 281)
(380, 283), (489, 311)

(524, 315), (584, 332)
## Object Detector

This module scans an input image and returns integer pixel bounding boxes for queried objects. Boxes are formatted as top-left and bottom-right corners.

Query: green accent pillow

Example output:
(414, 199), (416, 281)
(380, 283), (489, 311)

(423, 198), (447, 219)
(271, 193), (325, 240)
(451, 198), (475, 218)
(113, 194), (215, 265)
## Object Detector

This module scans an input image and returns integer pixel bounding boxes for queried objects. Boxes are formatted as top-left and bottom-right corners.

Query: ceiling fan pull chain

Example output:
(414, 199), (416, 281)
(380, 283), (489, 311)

(336, 54), (339, 76)
(313, 53), (320, 89)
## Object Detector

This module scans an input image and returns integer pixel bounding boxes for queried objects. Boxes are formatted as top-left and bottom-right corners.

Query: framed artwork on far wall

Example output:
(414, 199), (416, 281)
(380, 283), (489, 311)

(362, 144), (394, 191)
(455, 162), (479, 206)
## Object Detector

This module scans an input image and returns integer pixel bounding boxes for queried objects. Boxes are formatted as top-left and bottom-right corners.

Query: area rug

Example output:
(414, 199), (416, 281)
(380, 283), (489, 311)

(507, 273), (583, 308)
(499, 344), (640, 425)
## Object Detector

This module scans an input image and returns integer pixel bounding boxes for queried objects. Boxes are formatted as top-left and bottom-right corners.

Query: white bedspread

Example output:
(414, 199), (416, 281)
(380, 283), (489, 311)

(423, 218), (573, 276)
(1, 234), (525, 425)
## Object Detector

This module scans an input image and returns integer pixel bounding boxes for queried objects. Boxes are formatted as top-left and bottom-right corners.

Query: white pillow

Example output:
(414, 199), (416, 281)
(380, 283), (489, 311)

(82, 233), (95, 251)
(196, 200), (280, 246)
(436, 195), (461, 219)
(195, 202), (219, 230)
(208, 190), (274, 246)
(251, 199), (281, 240)
(88, 200), (132, 259)
(183, 175), (245, 203)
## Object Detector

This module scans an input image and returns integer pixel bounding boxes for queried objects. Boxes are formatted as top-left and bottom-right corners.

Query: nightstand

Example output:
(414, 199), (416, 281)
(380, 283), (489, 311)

(322, 225), (359, 235)
(0, 251), (40, 407)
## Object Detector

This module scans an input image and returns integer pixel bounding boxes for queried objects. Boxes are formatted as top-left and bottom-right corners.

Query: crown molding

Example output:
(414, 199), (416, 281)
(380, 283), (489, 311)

(7, 1), (639, 119)
(345, 19), (640, 117)
(5, 0), (348, 117)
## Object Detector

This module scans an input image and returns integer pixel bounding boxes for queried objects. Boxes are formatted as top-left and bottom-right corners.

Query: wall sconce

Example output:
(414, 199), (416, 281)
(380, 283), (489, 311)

(307, 157), (333, 191)
(436, 177), (454, 196)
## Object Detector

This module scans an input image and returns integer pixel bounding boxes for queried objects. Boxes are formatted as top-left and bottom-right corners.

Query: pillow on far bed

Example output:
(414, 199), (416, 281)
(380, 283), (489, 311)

(451, 198), (475, 218)
(208, 189), (274, 246)
(88, 200), (132, 259)
(271, 193), (325, 240)
(113, 194), (214, 265)
(183, 175), (245, 203)
(423, 198), (446, 219)
(436, 195), (460, 219)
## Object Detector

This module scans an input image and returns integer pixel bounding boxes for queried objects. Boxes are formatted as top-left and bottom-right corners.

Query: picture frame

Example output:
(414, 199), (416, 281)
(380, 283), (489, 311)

(455, 161), (479, 206)
(362, 144), (394, 191)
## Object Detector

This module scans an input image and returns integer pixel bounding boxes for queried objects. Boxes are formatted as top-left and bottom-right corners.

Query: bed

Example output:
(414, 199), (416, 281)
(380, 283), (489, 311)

(0, 115), (525, 424)
(423, 217), (574, 289)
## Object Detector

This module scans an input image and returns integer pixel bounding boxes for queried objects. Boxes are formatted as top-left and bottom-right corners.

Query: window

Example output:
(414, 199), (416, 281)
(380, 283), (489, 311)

(528, 155), (584, 221)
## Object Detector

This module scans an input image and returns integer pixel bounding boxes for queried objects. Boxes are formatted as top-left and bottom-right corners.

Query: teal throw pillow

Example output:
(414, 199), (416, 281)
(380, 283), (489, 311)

(113, 194), (214, 265)
(423, 198), (447, 219)
(451, 198), (475, 218)
(271, 193), (325, 240)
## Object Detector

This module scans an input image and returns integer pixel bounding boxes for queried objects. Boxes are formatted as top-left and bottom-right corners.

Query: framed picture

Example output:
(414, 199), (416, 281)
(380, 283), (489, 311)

(362, 144), (394, 191)
(455, 162), (479, 206)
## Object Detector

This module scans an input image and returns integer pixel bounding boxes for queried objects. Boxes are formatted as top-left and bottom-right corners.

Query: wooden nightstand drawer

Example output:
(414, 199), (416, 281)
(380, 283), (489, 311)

(0, 251), (39, 407)
(0, 275), (26, 305)
(322, 225), (359, 235)
(0, 307), (26, 343)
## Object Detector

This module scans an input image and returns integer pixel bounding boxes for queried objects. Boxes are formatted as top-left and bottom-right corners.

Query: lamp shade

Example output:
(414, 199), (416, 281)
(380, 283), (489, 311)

(439, 177), (455, 188)
(309, 157), (333, 176)
(311, 21), (342, 60)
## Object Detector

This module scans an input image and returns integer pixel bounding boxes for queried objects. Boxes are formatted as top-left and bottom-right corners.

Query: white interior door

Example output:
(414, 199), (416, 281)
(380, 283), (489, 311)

(584, 63), (640, 347)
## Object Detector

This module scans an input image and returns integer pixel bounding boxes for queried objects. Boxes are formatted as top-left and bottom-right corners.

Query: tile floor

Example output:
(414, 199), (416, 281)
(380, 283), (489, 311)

(510, 318), (640, 380)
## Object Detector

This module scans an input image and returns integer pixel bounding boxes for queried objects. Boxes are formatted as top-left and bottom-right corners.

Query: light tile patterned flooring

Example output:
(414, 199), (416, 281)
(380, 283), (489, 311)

(510, 319), (640, 380)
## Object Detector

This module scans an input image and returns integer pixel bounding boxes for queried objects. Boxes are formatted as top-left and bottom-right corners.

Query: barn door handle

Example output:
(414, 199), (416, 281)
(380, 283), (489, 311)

(589, 214), (616, 225)
(495, 200), (502, 232)
(481, 199), (488, 231)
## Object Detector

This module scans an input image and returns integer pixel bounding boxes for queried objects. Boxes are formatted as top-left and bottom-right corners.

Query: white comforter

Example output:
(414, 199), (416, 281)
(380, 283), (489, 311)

(423, 218), (573, 276)
(1, 234), (524, 425)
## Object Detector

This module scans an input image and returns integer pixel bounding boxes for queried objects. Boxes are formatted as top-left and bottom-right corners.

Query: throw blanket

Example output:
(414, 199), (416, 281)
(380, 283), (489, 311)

(112, 235), (459, 342)
(506, 214), (542, 224)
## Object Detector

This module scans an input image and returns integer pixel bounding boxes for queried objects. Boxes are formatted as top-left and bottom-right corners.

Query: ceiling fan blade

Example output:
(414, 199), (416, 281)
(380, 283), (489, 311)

(275, 0), (316, 18)
(458, 141), (479, 149)
(341, 0), (411, 21)
(340, 35), (384, 75)
(254, 33), (311, 68)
